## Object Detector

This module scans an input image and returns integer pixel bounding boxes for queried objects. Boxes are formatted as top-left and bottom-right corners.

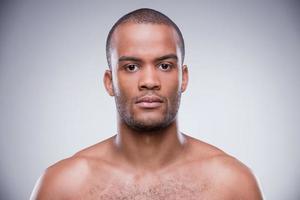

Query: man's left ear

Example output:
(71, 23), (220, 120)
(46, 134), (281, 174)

(181, 65), (189, 93)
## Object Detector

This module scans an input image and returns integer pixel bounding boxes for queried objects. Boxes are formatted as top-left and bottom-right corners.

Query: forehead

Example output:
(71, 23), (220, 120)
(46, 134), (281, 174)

(110, 23), (180, 59)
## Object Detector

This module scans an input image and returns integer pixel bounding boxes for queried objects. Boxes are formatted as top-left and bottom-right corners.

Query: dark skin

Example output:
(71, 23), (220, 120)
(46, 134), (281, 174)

(30, 23), (263, 199)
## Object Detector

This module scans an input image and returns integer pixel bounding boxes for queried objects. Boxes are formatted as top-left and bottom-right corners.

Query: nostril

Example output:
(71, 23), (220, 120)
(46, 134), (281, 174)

(139, 80), (161, 90)
(139, 83), (161, 90)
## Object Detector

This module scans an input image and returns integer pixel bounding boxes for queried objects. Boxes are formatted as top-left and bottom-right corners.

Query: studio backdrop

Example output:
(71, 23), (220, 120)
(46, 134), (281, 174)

(0, 1), (299, 199)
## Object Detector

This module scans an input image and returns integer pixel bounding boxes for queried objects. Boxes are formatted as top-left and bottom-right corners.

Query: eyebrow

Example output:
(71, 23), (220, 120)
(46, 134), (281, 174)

(118, 56), (142, 63)
(118, 54), (178, 63)
(156, 54), (178, 62)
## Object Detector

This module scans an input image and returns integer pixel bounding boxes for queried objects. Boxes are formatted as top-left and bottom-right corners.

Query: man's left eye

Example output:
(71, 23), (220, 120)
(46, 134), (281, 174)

(158, 63), (172, 71)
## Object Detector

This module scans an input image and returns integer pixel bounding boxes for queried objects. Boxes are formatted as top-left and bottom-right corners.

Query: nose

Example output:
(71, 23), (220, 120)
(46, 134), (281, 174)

(138, 65), (161, 91)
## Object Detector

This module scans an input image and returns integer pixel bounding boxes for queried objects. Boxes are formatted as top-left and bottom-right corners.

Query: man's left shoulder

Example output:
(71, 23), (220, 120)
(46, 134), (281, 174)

(185, 136), (263, 199)
(203, 153), (263, 199)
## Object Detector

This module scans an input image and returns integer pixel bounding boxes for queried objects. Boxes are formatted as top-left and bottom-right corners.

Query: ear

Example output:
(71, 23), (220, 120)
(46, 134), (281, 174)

(103, 69), (114, 96)
(181, 65), (189, 93)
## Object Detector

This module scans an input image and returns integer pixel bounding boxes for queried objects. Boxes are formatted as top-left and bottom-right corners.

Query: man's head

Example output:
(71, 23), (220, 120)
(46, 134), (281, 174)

(104, 8), (188, 132)
(106, 8), (185, 69)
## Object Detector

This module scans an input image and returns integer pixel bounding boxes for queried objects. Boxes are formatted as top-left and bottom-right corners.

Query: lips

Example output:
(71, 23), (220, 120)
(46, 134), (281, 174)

(135, 95), (163, 108)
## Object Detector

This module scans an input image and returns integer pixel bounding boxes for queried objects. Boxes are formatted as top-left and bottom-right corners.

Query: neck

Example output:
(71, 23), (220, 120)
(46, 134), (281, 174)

(113, 117), (186, 171)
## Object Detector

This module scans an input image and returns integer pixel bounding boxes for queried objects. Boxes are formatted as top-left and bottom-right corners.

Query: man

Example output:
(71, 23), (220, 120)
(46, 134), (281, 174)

(31, 8), (263, 199)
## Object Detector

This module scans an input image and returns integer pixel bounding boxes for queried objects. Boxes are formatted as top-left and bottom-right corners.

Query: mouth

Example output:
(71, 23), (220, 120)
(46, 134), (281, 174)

(135, 95), (163, 109)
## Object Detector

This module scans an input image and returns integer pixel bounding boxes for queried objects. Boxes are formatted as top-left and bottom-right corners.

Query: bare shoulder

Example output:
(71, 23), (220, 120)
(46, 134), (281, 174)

(185, 135), (263, 199)
(30, 155), (91, 199)
(30, 136), (116, 200)
(206, 154), (263, 199)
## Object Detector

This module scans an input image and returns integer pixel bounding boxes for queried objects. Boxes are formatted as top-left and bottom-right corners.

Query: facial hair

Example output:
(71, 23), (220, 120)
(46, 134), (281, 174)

(115, 91), (181, 133)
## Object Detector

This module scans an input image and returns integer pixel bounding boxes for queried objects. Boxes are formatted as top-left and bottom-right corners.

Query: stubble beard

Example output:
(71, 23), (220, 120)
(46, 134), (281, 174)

(115, 91), (181, 133)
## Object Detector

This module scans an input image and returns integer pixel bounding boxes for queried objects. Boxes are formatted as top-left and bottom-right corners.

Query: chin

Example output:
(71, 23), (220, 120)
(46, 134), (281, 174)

(120, 106), (178, 132)
(130, 123), (168, 133)
(126, 115), (174, 133)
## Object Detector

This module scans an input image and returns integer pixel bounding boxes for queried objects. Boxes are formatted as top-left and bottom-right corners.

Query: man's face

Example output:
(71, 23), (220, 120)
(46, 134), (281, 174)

(106, 23), (188, 132)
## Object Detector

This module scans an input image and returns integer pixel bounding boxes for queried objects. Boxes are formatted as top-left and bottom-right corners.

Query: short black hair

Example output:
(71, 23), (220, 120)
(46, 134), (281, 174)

(106, 8), (185, 69)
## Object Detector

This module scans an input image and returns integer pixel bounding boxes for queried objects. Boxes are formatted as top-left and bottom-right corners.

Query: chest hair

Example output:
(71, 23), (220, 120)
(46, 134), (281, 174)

(82, 176), (210, 200)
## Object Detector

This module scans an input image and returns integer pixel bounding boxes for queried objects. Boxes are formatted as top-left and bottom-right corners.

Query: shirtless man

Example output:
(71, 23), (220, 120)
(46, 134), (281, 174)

(30, 8), (263, 199)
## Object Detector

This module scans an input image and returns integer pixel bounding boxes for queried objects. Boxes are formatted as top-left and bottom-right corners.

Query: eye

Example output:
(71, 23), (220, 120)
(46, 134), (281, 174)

(125, 64), (139, 72)
(158, 63), (172, 71)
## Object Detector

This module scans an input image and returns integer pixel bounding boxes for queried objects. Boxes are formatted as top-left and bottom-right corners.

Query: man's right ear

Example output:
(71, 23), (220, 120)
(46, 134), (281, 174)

(103, 70), (114, 96)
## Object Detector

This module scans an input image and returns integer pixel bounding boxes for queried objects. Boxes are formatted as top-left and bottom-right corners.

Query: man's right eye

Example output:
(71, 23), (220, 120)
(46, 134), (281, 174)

(125, 64), (139, 72)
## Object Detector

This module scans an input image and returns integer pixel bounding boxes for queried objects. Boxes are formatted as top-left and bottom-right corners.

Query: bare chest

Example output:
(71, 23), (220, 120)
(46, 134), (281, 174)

(79, 174), (211, 200)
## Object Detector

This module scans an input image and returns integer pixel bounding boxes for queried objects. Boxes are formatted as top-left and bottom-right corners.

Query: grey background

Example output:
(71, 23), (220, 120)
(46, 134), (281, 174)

(1, 0), (299, 199)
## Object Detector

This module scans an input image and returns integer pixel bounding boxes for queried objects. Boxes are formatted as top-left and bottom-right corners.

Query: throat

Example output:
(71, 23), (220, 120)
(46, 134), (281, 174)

(114, 123), (187, 170)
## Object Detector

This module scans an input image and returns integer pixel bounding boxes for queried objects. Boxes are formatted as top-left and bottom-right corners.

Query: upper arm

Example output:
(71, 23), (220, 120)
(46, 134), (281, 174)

(226, 163), (262, 199)
(30, 169), (67, 200)
(215, 156), (263, 200)
(30, 157), (89, 200)
(30, 169), (63, 200)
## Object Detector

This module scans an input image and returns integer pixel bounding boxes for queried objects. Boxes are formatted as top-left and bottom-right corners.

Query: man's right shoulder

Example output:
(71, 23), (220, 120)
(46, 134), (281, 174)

(30, 155), (93, 199)
(31, 137), (117, 199)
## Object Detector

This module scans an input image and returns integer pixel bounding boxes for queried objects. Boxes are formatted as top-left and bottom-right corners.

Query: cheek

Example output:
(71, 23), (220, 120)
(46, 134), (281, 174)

(160, 73), (181, 106)
(114, 72), (138, 96)
(114, 74), (139, 109)
(160, 73), (181, 93)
